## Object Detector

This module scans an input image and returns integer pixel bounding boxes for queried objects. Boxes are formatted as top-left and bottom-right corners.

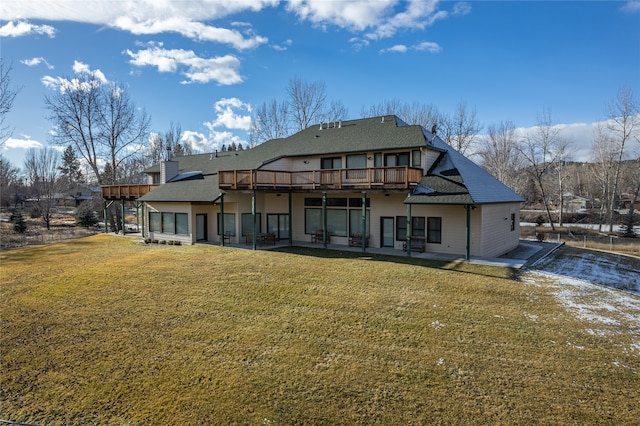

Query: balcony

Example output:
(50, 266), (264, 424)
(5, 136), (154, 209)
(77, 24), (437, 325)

(101, 184), (159, 200)
(218, 167), (423, 191)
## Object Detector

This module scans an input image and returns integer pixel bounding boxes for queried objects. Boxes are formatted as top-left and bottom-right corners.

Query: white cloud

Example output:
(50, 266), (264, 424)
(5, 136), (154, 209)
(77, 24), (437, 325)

(20, 57), (54, 69)
(0, 20), (56, 38)
(124, 44), (243, 85)
(180, 97), (252, 152)
(3, 136), (43, 150)
(380, 41), (441, 54)
(0, 1), (276, 46)
(286, 0), (448, 40)
(380, 44), (408, 53)
(181, 130), (214, 152)
(41, 61), (108, 92)
(452, 2), (472, 16)
(207, 98), (253, 130)
(113, 16), (267, 50)
(415, 41), (442, 53)
(621, 1), (640, 13)
(272, 39), (293, 51)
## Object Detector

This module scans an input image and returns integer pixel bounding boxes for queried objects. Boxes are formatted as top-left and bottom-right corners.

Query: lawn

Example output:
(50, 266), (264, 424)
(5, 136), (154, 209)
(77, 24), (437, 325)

(1, 235), (638, 424)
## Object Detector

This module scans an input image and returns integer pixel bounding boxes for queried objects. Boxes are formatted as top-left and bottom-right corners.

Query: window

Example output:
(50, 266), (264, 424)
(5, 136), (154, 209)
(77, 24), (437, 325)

(149, 212), (161, 232)
(511, 213), (516, 231)
(217, 213), (236, 236)
(349, 209), (370, 236)
(321, 157), (342, 169)
(305, 208), (322, 234)
(326, 209), (347, 237)
(396, 216), (426, 241)
(150, 211), (188, 235)
(162, 212), (175, 234)
(374, 153), (382, 167)
(346, 154), (366, 169)
(427, 217), (442, 243)
(175, 213), (188, 235)
(412, 150), (421, 167)
(385, 152), (410, 167)
(241, 213), (262, 236)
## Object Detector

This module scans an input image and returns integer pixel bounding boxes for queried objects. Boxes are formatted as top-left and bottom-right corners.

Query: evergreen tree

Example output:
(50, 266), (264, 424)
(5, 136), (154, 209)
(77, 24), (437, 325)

(75, 200), (98, 227)
(10, 209), (26, 233)
(58, 145), (83, 185)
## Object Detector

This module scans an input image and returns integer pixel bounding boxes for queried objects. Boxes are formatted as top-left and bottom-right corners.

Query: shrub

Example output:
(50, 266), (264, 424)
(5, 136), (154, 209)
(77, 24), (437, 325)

(75, 201), (99, 227)
(10, 210), (27, 234)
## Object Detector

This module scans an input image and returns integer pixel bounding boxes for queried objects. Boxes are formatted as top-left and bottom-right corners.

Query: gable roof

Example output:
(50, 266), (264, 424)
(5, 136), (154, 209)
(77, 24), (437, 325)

(405, 128), (523, 205)
(140, 115), (523, 205)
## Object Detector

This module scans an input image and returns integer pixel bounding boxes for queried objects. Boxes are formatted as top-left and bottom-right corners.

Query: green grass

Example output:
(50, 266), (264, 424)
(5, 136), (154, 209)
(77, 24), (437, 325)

(1, 235), (638, 424)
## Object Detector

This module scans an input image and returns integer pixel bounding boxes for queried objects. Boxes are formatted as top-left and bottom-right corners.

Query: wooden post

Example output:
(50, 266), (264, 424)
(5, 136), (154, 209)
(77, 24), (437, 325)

(406, 203), (412, 257)
(322, 192), (328, 248)
(220, 193), (225, 246)
(361, 191), (367, 252)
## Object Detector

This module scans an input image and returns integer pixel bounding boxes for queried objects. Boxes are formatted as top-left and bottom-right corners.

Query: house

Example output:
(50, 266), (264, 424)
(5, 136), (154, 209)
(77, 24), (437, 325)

(563, 194), (590, 213)
(104, 115), (523, 259)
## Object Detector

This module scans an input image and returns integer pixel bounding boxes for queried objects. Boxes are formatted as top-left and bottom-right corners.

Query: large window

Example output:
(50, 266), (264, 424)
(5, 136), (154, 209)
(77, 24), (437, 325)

(346, 154), (366, 169)
(305, 197), (370, 237)
(149, 211), (188, 235)
(176, 213), (188, 235)
(384, 151), (421, 167)
(217, 213), (236, 236)
(241, 213), (262, 236)
(149, 212), (161, 232)
(396, 216), (426, 241)
(427, 217), (442, 243)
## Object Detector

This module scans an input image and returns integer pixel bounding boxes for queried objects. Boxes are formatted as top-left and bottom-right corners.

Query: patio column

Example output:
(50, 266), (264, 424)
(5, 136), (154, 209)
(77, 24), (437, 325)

(288, 192), (293, 245)
(361, 191), (367, 252)
(252, 190), (257, 250)
(220, 193), (225, 246)
(406, 202), (412, 257)
(122, 201), (126, 235)
(141, 202), (145, 238)
(322, 192), (327, 248)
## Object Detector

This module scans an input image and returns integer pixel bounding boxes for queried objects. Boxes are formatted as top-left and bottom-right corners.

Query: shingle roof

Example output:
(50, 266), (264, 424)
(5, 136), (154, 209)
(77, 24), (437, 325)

(141, 115), (523, 205)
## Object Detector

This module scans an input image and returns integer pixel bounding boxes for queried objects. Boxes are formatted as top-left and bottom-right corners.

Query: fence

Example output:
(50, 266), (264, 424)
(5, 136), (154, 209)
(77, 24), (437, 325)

(521, 227), (640, 255)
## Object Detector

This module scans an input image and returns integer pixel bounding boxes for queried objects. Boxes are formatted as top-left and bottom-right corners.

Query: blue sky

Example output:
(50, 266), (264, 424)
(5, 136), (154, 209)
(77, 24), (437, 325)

(1, 0), (639, 167)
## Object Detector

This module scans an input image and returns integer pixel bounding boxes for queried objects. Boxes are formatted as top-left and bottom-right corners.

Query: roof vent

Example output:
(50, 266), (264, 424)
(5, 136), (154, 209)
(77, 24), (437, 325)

(319, 123), (323, 130)
(381, 116), (385, 123)
(338, 121), (342, 128)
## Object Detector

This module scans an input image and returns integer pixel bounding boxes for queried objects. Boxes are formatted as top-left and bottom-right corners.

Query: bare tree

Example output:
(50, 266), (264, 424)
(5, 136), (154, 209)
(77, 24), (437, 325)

(604, 86), (639, 232)
(361, 99), (440, 129)
(439, 100), (482, 155)
(287, 77), (327, 132)
(99, 82), (150, 184)
(0, 60), (20, 145)
(478, 121), (526, 194)
(0, 154), (21, 208)
(45, 72), (103, 182)
(250, 99), (290, 145)
(23, 147), (60, 230)
(590, 123), (618, 229)
(518, 108), (570, 230)
(45, 72), (149, 185)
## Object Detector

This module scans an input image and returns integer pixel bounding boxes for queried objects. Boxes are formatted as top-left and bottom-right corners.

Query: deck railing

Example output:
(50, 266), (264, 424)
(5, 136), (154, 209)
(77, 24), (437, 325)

(101, 184), (159, 200)
(218, 167), (423, 190)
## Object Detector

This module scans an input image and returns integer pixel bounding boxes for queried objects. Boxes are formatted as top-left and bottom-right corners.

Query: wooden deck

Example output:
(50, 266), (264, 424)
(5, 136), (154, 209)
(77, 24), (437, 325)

(218, 166), (423, 191)
(101, 184), (159, 200)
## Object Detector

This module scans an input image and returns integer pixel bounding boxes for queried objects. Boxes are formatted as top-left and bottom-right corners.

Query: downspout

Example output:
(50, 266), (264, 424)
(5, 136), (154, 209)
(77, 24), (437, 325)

(252, 190), (257, 250)
(122, 201), (126, 235)
(465, 205), (471, 261)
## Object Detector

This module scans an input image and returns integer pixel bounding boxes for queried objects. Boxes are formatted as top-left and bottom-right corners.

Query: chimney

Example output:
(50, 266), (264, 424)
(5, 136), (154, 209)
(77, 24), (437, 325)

(160, 158), (179, 184)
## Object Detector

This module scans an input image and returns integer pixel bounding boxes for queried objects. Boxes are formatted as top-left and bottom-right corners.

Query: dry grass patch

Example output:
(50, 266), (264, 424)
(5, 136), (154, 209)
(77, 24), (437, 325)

(1, 235), (638, 424)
